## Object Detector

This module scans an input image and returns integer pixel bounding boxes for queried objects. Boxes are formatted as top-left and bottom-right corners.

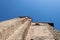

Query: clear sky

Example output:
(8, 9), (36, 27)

(0, 0), (60, 31)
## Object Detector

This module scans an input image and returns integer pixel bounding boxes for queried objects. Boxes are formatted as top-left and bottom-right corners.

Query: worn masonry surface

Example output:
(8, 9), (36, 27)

(0, 16), (60, 40)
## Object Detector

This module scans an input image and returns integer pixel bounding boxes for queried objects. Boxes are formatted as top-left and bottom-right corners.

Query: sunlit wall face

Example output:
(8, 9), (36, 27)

(0, 0), (60, 31)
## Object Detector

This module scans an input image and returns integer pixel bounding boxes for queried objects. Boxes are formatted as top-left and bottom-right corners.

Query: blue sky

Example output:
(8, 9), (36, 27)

(0, 0), (60, 31)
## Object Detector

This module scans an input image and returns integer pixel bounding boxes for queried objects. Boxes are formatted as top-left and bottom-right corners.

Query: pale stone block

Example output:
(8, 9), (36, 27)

(0, 17), (28, 40)
(6, 19), (31, 40)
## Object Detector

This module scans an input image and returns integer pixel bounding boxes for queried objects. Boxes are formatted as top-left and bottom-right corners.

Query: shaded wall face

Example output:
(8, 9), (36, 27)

(25, 23), (54, 40)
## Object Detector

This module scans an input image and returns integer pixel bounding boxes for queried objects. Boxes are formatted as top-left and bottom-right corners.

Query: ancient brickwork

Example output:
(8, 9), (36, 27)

(0, 16), (60, 40)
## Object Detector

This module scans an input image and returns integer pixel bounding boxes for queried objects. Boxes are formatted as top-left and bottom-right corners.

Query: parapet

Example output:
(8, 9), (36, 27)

(31, 22), (54, 27)
(18, 16), (31, 19)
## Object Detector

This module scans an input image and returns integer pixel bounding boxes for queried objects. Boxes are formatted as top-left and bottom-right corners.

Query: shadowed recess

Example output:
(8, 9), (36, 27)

(48, 23), (54, 27)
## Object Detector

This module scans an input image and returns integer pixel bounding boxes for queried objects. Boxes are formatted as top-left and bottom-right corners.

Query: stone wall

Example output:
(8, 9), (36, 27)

(0, 16), (60, 40)
(0, 17), (28, 40)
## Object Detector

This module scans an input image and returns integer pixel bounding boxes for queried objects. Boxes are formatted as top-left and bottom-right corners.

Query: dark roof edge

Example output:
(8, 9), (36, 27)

(48, 23), (54, 27)
(18, 16), (33, 21)
(18, 16), (54, 27)
(32, 22), (54, 27)
(18, 16), (31, 19)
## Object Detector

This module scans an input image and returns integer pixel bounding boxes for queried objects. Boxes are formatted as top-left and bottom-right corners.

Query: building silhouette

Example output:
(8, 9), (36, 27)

(0, 16), (60, 40)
